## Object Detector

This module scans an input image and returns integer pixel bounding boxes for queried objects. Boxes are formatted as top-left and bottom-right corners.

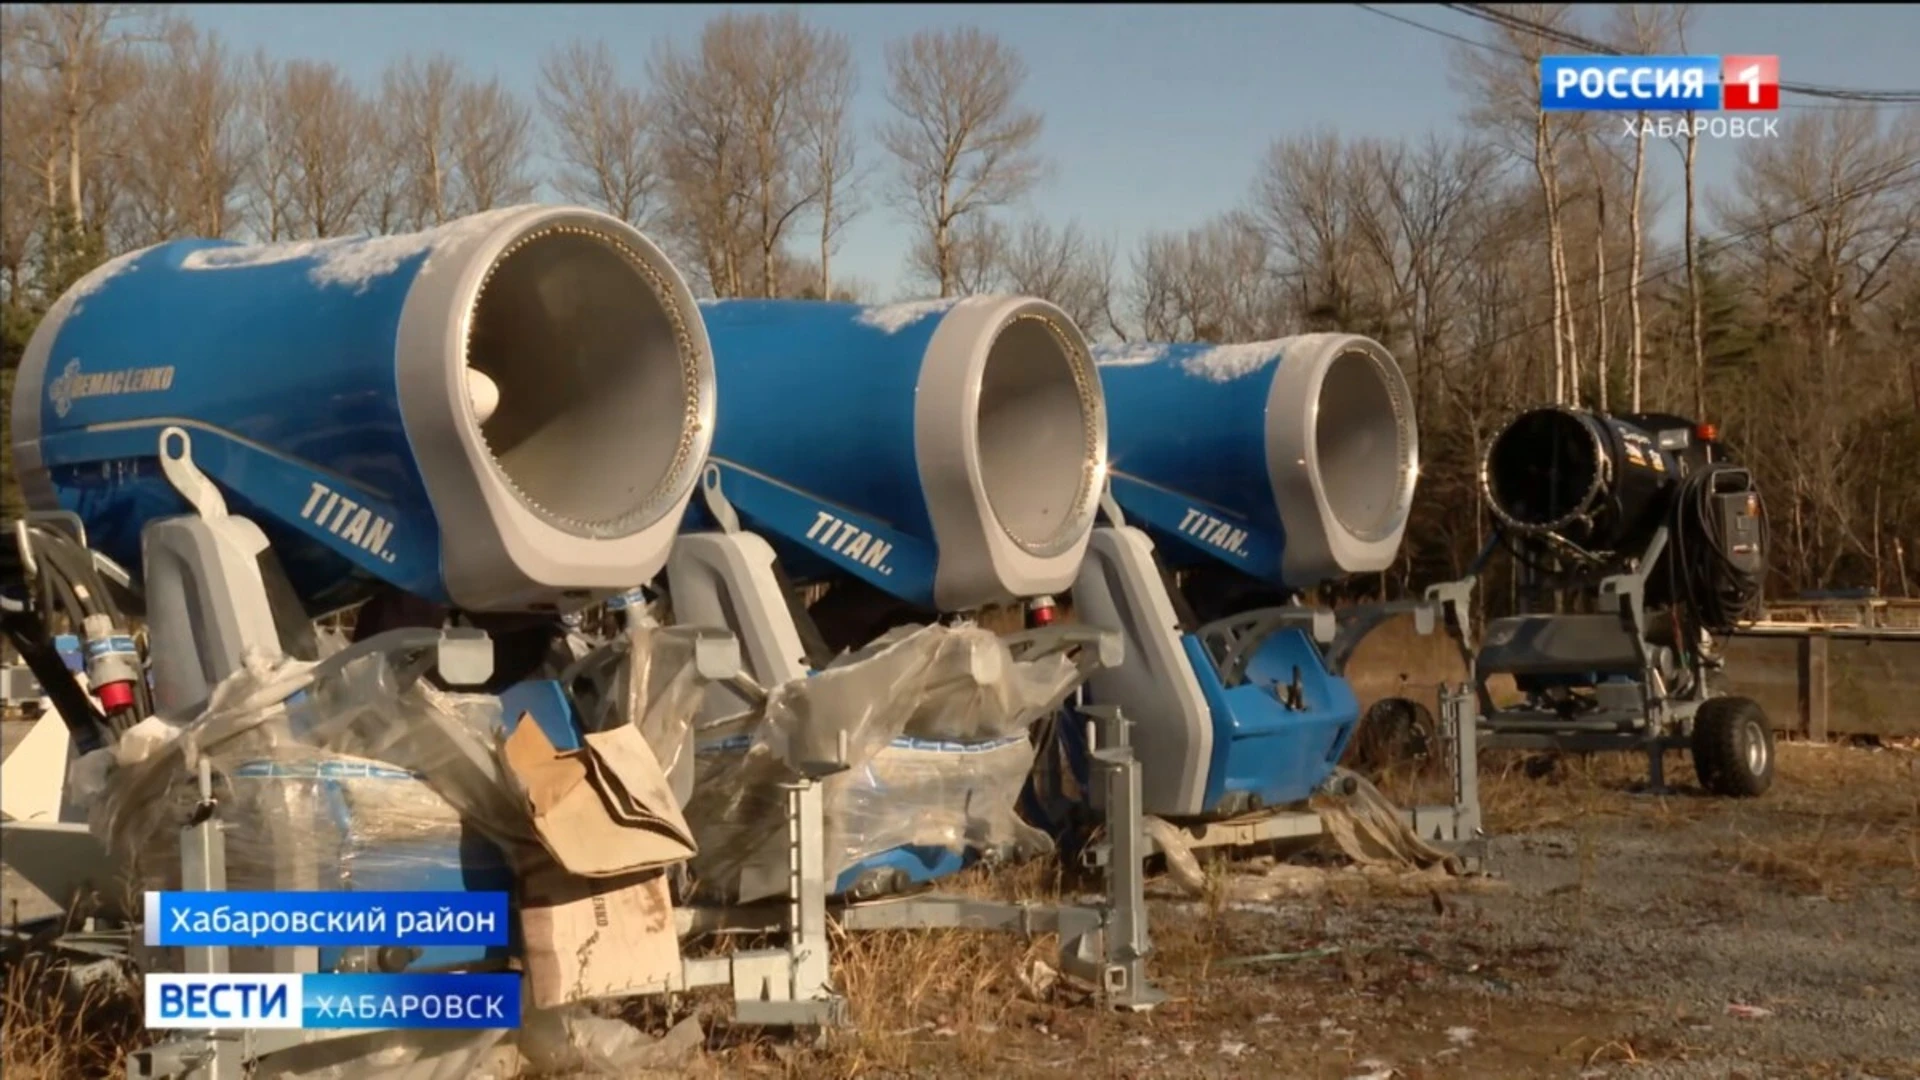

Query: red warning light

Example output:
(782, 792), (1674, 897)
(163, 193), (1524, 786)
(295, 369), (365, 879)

(1695, 422), (1719, 443)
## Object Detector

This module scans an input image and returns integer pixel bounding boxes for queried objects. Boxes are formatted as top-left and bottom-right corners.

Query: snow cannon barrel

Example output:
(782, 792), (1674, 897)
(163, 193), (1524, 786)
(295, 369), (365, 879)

(1093, 334), (1418, 588)
(11, 205), (715, 613)
(694, 297), (1107, 611)
(1482, 406), (1709, 557)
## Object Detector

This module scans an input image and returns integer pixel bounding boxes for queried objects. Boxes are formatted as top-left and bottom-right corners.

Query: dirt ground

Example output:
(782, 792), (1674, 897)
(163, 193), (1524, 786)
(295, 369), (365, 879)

(3, 719), (1916, 1080)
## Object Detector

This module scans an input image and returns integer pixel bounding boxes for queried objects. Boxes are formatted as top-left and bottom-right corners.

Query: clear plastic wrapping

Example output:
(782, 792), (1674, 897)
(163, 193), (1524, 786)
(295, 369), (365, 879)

(563, 625), (711, 806)
(684, 623), (1088, 903)
(91, 625), (712, 905)
(91, 644), (538, 898)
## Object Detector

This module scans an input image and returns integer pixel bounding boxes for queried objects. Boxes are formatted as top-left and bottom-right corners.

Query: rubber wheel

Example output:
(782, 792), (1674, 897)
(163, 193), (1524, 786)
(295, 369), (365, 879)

(1691, 696), (1775, 798)
(1349, 697), (1434, 773)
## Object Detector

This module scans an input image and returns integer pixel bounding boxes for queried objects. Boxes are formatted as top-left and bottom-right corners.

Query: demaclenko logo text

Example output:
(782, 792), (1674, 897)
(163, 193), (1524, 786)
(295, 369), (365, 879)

(48, 358), (176, 418)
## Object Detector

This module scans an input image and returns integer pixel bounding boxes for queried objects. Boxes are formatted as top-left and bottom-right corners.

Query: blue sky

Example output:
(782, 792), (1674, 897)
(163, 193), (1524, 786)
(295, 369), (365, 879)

(182, 3), (1920, 297)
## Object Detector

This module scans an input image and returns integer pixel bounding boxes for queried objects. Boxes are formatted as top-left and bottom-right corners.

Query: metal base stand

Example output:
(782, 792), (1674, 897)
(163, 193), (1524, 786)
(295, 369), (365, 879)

(123, 677), (1160, 1077)
(1084, 682), (1484, 873)
(677, 703), (1167, 1020)
(1471, 527), (1714, 794)
(1087, 579), (1487, 871)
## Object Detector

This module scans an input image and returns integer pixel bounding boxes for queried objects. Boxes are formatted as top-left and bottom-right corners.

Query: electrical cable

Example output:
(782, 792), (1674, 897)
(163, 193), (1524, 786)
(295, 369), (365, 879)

(1344, 7), (1920, 372)
(1666, 460), (1768, 638)
(1440, 3), (1920, 104)
(1351, 4), (1917, 110)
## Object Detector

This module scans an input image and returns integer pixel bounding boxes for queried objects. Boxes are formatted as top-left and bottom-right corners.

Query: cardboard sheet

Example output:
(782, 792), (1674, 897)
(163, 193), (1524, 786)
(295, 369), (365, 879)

(500, 714), (695, 876)
(518, 861), (680, 1008)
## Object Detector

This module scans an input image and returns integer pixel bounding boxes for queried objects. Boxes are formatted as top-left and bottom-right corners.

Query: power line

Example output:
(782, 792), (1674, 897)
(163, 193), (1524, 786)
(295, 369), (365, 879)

(1442, 2), (1920, 104)
(1350, 2), (1918, 327)
(1353, 4), (1507, 57)
(1350, 4), (1902, 112)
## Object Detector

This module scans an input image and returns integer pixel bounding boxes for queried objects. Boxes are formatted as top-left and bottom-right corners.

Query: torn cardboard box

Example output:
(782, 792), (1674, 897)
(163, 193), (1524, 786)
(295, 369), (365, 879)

(501, 714), (697, 875)
(501, 714), (694, 1007)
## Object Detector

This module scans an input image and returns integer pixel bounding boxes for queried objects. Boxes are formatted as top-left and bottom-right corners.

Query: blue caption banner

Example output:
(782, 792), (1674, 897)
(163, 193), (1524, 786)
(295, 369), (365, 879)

(302, 973), (521, 1030)
(145, 891), (511, 948)
(145, 972), (522, 1030)
(1540, 55), (1722, 112)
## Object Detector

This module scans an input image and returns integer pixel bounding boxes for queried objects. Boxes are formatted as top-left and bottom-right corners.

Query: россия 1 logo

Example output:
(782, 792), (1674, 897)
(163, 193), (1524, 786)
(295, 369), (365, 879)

(1539, 54), (1781, 138)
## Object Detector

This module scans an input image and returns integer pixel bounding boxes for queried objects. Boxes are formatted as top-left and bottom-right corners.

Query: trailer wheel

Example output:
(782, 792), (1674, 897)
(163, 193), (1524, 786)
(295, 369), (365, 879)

(1691, 696), (1775, 798)
(1349, 697), (1434, 773)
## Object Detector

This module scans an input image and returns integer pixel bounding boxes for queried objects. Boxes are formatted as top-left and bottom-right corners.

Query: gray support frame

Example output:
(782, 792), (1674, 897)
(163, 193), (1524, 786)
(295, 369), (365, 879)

(127, 630), (501, 1080)
(112, 452), (1163, 1075)
(678, 704), (1167, 1017)
(1157, 577), (1486, 854)
(126, 649), (1160, 1076)
(1470, 525), (1715, 791)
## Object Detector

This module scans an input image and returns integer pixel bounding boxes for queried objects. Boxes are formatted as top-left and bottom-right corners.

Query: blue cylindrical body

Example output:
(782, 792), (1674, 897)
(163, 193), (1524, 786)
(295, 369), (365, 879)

(1095, 335), (1418, 590)
(13, 206), (717, 613)
(1100, 342), (1284, 575)
(699, 300), (940, 555)
(690, 297), (1108, 611)
(23, 238), (443, 607)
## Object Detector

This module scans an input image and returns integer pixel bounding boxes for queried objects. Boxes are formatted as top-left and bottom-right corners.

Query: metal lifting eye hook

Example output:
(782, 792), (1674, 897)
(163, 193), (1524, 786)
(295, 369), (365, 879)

(157, 426), (230, 522)
(699, 462), (742, 535)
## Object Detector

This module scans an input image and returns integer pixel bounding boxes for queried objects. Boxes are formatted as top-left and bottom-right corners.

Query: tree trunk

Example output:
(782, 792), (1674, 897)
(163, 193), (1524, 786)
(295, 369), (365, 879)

(935, 219), (953, 298)
(1683, 116), (1705, 417)
(66, 105), (85, 224)
(1532, 113), (1566, 403)
(1628, 112), (1648, 411)
(1594, 171), (1609, 411)
(819, 180), (833, 300)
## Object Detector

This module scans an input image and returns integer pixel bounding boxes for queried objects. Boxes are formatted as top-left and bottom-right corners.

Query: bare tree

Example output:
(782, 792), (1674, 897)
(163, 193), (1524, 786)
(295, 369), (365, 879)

(448, 77), (535, 215)
(7, 4), (161, 225)
(360, 105), (409, 235)
(1671, 4), (1706, 416)
(1249, 131), (1372, 329)
(1611, 3), (1671, 410)
(240, 51), (297, 241)
(123, 25), (246, 242)
(738, 14), (831, 296)
(381, 55), (460, 228)
(879, 27), (1046, 297)
(539, 41), (657, 227)
(649, 22), (751, 296)
(649, 14), (841, 298)
(999, 217), (1116, 338)
(1349, 135), (1503, 416)
(803, 29), (862, 301)
(1130, 215), (1282, 343)
(908, 212), (1006, 297)
(0, 39), (58, 302)
(1580, 136), (1613, 409)
(1454, 3), (1588, 403)
(278, 60), (372, 238)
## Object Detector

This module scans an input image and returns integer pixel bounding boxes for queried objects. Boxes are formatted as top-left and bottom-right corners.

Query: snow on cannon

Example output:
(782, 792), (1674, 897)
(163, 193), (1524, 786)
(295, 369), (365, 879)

(1, 206), (751, 1071)
(10, 204), (717, 710)
(1022, 334), (1477, 854)
(661, 296), (1121, 903)
(1472, 406), (1773, 796)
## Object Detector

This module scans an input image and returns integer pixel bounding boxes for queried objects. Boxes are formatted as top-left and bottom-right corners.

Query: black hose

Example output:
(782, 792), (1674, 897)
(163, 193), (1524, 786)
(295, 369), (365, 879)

(1666, 463), (1767, 638)
(2, 611), (108, 753)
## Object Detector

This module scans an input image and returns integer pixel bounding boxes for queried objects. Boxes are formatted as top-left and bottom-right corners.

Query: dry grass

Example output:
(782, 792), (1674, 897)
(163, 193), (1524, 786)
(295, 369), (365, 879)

(0, 951), (143, 1080)
(1710, 743), (1920, 898)
(7, 741), (1914, 1078)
